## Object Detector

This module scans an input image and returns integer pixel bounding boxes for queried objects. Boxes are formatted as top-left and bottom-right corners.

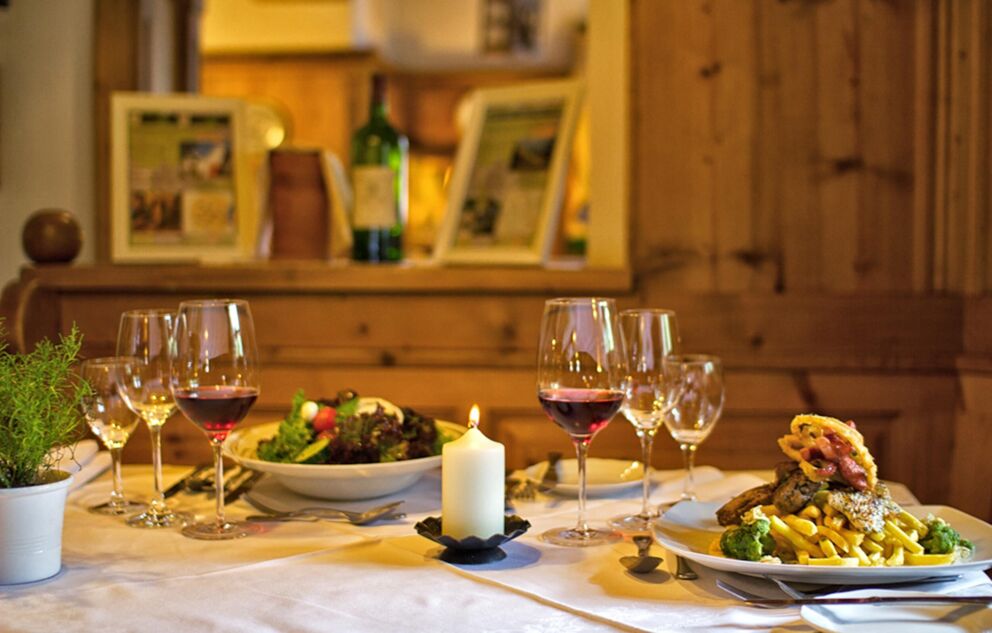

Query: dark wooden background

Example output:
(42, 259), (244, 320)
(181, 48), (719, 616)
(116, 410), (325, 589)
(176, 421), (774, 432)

(3, 0), (990, 521)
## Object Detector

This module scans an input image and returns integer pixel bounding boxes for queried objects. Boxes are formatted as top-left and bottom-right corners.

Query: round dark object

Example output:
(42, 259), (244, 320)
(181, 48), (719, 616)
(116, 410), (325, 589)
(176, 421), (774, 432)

(22, 209), (82, 264)
(414, 515), (531, 565)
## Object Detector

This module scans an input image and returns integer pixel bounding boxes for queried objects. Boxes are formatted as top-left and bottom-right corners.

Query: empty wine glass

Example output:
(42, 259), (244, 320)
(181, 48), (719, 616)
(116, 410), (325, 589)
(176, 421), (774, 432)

(608, 309), (682, 534)
(537, 297), (626, 547)
(80, 357), (144, 516)
(117, 309), (190, 528)
(663, 355), (724, 501)
(170, 299), (262, 540)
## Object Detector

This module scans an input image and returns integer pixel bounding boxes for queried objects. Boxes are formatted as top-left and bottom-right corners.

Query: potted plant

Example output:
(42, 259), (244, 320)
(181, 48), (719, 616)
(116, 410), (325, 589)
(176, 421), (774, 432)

(0, 325), (88, 585)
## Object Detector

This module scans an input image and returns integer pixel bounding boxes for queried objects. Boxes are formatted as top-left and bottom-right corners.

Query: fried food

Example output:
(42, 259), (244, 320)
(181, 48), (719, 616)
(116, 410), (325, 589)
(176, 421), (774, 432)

(777, 414), (878, 491)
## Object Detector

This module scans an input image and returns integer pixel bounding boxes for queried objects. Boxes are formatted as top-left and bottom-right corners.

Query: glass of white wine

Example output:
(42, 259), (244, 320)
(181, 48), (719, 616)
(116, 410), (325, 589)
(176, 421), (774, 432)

(117, 309), (189, 528)
(608, 309), (682, 534)
(662, 355), (724, 501)
(80, 357), (144, 516)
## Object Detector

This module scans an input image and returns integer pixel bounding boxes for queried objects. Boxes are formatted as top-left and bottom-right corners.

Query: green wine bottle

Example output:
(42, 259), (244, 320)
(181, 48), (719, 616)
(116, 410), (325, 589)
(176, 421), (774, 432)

(350, 73), (408, 262)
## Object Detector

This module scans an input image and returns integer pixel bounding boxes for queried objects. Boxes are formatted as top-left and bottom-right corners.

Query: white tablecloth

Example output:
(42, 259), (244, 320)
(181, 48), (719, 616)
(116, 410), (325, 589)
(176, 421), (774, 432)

(1, 464), (989, 633)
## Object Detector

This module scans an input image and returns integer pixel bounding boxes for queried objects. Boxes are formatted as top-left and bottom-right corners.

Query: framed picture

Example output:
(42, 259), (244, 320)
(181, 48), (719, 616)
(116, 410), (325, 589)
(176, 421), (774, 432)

(434, 80), (582, 265)
(111, 93), (255, 263)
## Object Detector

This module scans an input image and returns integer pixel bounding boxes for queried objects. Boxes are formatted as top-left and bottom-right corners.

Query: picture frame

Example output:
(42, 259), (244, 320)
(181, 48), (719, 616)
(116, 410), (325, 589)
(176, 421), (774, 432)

(434, 80), (583, 266)
(110, 93), (255, 263)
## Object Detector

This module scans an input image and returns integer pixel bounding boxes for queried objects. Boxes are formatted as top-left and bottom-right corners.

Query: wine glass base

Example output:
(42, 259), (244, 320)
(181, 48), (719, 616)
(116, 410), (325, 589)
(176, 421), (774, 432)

(607, 512), (659, 535)
(126, 508), (192, 529)
(88, 500), (146, 516)
(181, 519), (263, 541)
(541, 526), (620, 547)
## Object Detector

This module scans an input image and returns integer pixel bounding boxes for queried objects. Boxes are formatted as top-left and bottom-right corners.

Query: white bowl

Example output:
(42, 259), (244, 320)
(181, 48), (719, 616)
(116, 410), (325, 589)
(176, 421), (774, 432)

(224, 420), (466, 500)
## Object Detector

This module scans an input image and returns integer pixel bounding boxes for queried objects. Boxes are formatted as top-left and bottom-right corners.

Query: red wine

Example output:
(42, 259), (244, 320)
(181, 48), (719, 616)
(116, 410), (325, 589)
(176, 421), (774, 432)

(174, 386), (258, 441)
(538, 388), (623, 439)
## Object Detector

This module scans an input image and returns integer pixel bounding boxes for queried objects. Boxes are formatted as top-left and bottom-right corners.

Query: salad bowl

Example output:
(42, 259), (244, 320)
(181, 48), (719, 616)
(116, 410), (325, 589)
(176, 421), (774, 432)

(224, 420), (466, 500)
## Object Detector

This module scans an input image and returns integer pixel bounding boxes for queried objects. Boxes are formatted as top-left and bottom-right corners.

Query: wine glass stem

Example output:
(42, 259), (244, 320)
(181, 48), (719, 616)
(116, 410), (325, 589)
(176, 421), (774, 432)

(573, 439), (590, 534)
(211, 442), (226, 528)
(109, 446), (125, 509)
(680, 443), (697, 500)
(638, 430), (655, 518)
(148, 424), (166, 511)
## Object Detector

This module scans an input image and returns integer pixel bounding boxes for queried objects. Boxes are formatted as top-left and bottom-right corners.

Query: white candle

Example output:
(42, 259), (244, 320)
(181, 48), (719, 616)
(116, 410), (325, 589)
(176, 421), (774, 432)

(442, 404), (505, 539)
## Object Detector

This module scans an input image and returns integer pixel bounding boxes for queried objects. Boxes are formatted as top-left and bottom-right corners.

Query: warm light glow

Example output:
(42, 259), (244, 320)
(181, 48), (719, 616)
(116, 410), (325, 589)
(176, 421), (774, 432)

(469, 404), (480, 429)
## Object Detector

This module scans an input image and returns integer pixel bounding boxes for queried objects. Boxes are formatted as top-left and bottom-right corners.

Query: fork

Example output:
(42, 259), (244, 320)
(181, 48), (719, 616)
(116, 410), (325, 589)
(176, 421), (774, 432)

(244, 495), (405, 525)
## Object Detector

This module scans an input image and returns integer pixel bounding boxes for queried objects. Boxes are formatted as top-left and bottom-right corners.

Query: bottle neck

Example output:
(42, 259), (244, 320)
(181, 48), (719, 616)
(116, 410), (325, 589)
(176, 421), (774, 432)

(369, 74), (388, 122)
(369, 99), (388, 122)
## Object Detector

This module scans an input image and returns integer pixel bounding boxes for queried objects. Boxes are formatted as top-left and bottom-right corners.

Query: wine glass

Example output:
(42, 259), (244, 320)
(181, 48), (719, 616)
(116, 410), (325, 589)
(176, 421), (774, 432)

(663, 355), (724, 501)
(80, 357), (145, 516)
(537, 297), (626, 547)
(170, 299), (262, 540)
(608, 309), (682, 534)
(117, 309), (190, 528)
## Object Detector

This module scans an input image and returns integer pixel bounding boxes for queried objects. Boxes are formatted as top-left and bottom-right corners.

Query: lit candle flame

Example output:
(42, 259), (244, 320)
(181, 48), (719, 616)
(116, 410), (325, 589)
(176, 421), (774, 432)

(469, 404), (480, 429)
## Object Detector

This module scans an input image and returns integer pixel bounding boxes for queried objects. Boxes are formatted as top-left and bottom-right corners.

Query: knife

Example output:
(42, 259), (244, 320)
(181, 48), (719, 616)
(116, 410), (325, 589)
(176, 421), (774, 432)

(223, 469), (263, 505)
(162, 463), (210, 499)
(742, 595), (992, 607)
(538, 451), (563, 492)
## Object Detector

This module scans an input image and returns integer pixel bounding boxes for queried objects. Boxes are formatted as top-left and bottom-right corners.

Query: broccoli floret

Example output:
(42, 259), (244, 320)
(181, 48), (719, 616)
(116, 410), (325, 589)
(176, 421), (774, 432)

(720, 507), (776, 561)
(920, 516), (974, 555)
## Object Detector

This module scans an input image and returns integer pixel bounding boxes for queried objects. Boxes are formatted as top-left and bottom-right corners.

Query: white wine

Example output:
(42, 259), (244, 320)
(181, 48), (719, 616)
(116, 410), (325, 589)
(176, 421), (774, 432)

(129, 398), (176, 427)
(86, 408), (139, 450)
(621, 390), (665, 431)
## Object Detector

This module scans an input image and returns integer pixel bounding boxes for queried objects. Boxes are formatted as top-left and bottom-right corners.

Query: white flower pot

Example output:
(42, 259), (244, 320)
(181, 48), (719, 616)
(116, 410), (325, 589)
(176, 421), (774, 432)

(0, 470), (73, 585)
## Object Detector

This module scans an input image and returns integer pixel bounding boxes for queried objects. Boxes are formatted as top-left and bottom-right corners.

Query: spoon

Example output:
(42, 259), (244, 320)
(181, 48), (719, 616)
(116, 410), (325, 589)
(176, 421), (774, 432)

(620, 535), (663, 574)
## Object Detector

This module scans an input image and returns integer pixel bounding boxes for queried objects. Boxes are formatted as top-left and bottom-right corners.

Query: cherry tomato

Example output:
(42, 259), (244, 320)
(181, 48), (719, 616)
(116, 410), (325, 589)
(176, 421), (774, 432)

(312, 406), (337, 433)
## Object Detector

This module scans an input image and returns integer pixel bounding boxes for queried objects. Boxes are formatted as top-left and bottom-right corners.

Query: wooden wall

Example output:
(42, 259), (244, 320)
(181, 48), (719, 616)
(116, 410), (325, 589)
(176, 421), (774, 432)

(4, 1), (985, 520)
(628, 0), (992, 520)
(630, 0), (990, 297)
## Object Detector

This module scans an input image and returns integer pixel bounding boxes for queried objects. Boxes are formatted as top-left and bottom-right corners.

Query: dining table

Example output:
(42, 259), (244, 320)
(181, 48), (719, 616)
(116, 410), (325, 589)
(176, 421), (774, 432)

(2, 462), (990, 633)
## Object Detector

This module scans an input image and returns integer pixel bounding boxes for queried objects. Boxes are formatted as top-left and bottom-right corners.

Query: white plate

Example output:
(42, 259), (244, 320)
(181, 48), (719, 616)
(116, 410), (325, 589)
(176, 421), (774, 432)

(654, 501), (992, 585)
(524, 458), (644, 497)
(224, 420), (466, 500)
(800, 588), (992, 633)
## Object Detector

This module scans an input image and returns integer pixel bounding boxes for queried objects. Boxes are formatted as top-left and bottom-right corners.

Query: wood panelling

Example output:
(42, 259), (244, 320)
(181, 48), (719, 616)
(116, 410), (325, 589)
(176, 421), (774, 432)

(632, 0), (921, 292)
(49, 1), (992, 523)
(1, 262), (967, 511)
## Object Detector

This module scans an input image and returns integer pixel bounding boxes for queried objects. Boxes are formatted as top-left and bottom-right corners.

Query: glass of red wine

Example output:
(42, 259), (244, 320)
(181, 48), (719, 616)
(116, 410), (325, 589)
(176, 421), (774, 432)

(537, 297), (626, 547)
(170, 299), (262, 540)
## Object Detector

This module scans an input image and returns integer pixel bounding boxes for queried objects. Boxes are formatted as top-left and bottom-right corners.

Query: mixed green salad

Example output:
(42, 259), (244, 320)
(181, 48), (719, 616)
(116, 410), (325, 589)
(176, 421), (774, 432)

(256, 389), (455, 465)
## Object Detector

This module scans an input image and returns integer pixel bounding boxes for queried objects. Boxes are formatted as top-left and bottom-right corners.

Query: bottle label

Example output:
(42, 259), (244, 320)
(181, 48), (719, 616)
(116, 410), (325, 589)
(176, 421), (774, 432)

(352, 166), (395, 229)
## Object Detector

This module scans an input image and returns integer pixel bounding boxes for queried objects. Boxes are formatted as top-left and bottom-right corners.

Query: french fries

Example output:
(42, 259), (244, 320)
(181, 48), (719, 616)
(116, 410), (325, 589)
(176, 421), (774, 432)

(722, 503), (962, 567)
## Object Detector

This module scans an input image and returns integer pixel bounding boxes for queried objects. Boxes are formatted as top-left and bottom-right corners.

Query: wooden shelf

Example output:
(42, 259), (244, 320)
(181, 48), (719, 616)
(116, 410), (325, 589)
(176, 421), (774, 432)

(20, 261), (631, 295)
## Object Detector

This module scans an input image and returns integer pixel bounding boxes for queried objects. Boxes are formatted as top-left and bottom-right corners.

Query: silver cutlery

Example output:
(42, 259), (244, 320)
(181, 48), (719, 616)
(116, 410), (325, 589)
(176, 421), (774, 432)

(507, 451), (564, 501)
(223, 469), (264, 504)
(675, 555), (698, 580)
(620, 535), (663, 574)
(772, 575), (962, 598)
(716, 578), (992, 608)
(162, 463), (211, 499)
(244, 495), (405, 525)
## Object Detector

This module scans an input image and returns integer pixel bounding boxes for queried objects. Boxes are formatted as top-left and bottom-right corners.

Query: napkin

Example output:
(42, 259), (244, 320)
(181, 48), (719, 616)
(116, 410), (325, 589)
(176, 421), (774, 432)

(67, 452), (112, 491)
(47, 439), (112, 491)
(48, 439), (99, 473)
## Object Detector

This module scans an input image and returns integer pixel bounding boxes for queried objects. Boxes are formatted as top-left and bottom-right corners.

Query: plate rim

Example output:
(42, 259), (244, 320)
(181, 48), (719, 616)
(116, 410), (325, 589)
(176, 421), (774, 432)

(654, 501), (992, 583)
(524, 457), (645, 494)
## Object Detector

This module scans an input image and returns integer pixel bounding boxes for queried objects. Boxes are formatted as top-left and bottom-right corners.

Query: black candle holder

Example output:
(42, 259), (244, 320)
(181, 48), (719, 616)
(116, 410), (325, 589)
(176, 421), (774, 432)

(414, 515), (530, 564)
